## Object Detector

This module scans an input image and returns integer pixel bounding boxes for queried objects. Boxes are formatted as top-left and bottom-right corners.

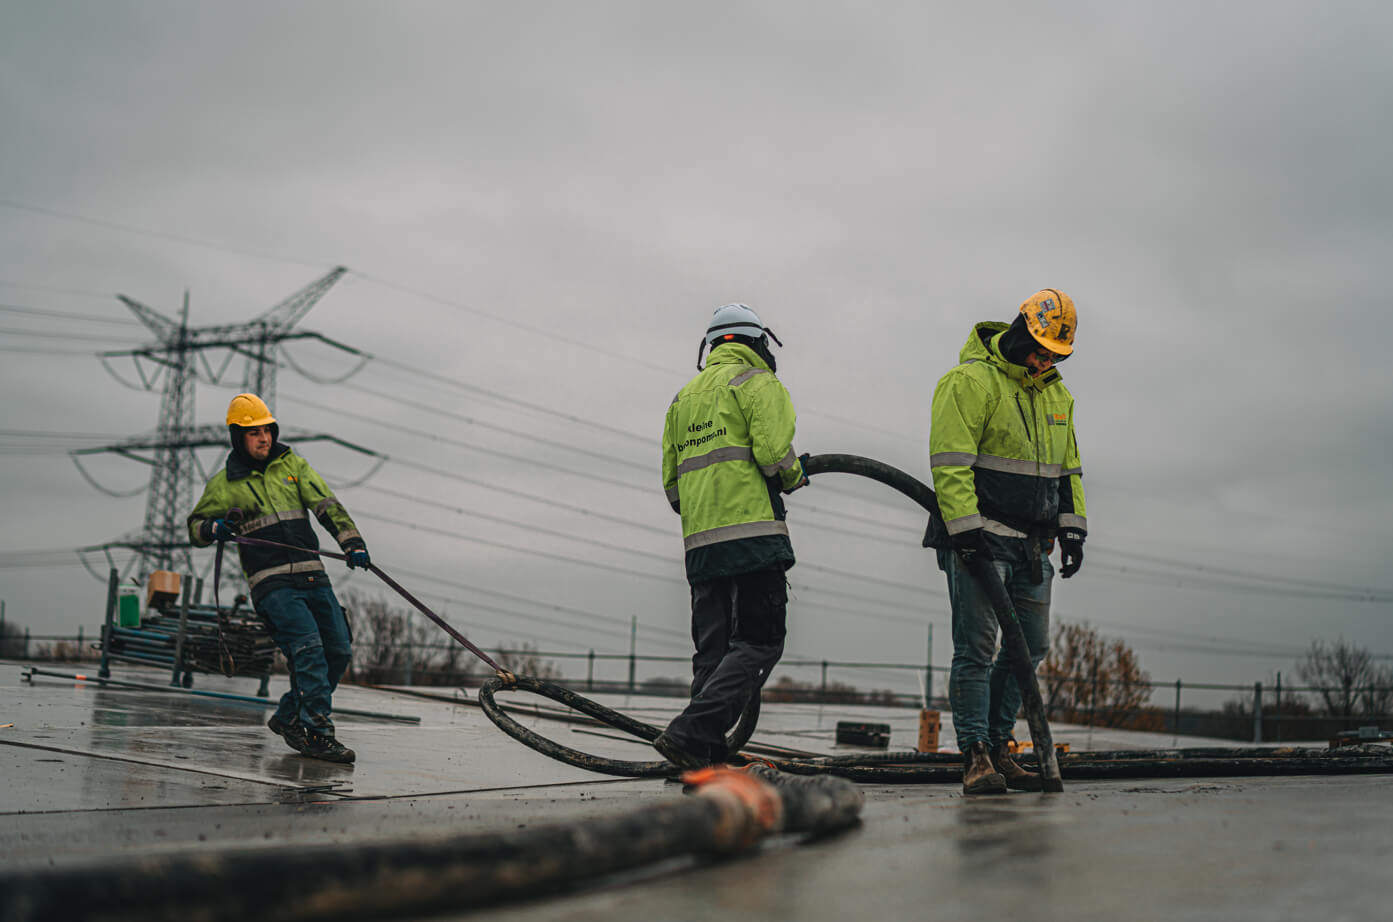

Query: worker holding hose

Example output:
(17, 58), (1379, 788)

(924, 290), (1087, 794)
(654, 304), (808, 769)
(188, 393), (370, 764)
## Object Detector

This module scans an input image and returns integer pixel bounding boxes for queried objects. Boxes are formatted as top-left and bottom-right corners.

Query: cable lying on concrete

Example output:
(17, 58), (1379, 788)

(0, 766), (863, 922)
(476, 672), (759, 777)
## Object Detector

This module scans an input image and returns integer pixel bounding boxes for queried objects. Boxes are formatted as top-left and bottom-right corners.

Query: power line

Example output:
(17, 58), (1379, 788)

(0, 278), (116, 300)
(0, 326), (147, 344)
(0, 345), (95, 356)
(340, 378), (654, 474)
(336, 560), (691, 648)
(0, 302), (140, 326)
(0, 199), (331, 271)
(369, 354), (653, 447)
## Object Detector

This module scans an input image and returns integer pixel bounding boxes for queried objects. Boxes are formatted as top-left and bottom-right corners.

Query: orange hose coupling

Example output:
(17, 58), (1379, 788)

(685, 766), (785, 851)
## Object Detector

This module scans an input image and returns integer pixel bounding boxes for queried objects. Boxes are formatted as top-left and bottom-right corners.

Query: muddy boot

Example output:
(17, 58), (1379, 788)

(301, 729), (355, 764)
(962, 741), (1007, 795)
(991, 742), (1043, 791)
(653, 731), (709, 770)
(267, 714), (308, 754)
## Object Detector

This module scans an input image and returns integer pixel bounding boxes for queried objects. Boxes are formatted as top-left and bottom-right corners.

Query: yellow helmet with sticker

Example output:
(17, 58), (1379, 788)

(1019, 289), (1076, 356)
(225, 393), (276, 428)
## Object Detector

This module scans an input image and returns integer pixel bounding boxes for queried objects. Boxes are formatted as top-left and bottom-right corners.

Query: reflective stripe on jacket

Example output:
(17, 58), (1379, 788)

(925, 321), (1087, 561)
(187, 443), (365, 601)
(662, 342), (804, 583)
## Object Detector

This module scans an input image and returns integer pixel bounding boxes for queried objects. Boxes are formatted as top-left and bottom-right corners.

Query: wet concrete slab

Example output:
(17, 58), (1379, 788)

(3, 660), (1391, 920)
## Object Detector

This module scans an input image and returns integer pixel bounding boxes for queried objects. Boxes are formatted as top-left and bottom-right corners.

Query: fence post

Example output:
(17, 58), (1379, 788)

(170, 574), (193, 688)
(627, 617), (636, 693)
(925, 623), (933, 707)
(1173, 679), (1182, 742)
(1274, 672), (1282, 743)
(821, 660), (828, 699)
(1253, 681), (1263, 744)
(100, 567), (118, 678)
(587, 649), (595, 691)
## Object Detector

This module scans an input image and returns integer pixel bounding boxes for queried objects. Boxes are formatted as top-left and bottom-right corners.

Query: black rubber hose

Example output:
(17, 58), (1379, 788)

(0, 769), (864, 922)
(477, 675), (759, 776)
(800, 453), (1063, 791)
(478, 674), (674, 777)
(801, 453), (941, 516)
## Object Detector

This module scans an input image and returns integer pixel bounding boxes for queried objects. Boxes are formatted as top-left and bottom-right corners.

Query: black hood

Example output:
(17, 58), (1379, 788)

(228, 422), (282, 474)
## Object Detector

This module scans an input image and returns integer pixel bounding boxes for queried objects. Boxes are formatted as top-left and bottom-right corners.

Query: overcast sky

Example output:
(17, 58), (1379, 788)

(2, 2), (1390, 707)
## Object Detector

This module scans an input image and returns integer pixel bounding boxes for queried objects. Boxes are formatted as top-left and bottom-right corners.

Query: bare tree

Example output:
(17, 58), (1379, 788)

(1296, 639), (1393, 718)
(1040, 621), (1160, 730)
(494, 641), (563, 681)
(343, 590), (483, 686)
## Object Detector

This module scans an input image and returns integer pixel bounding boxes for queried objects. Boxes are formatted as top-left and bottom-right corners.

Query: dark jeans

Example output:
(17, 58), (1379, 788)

(257, 584), (352, 737)
(938, 549), (1052, 752)
(664, 567), (788, 761)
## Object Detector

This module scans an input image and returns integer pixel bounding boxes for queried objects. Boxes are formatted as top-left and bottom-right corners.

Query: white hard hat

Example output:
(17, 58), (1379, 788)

(705, 303), (766, 346)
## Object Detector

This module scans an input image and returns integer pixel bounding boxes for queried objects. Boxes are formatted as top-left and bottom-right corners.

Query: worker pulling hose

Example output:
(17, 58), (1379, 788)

(799, 453), (1064, 792)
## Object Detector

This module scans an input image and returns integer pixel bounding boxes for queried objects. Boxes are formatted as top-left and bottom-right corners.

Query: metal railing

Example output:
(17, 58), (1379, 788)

(9, 631), (1391, 745)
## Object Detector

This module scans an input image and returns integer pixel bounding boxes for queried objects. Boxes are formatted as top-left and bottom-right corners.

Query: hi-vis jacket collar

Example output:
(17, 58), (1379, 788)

(706, 341), (773, 373)
(226, 441), (291, 480)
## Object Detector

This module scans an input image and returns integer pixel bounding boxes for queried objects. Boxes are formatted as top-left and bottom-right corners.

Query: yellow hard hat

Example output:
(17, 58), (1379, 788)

(226, 393), (276, 428)
(1019, 289), (1076, 355)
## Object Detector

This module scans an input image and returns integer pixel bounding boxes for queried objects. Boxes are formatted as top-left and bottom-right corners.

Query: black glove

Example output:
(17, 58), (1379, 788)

(346, 548), (371, 570)
(210, 518), (239, 542)
(798, 453), (811, 480)
(951, 527), (990, 564)
(1058, 528), (1085, 578)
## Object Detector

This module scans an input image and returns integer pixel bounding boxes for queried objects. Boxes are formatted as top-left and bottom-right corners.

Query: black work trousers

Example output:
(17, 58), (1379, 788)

(663, 566), (788, 761)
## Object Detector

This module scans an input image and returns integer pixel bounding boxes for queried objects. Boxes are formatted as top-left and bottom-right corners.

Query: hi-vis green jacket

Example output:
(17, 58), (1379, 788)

(662, 342), (806, 584)
(924, 321), (1087, 562)
(188, 443), (366, 603)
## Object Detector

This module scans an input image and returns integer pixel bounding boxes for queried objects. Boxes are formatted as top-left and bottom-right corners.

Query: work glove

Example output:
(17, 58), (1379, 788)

(210, 518), (239, 542)
(951, 527), (990, 564)
(346, 548), (371, 570)
(1058, 528), (1085, 579)
(781, 453), (811, 494)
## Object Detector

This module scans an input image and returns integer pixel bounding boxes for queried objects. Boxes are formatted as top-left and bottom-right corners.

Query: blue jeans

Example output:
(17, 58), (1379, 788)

(939, 549), (1052, 752)
(257, 584), (352, 737)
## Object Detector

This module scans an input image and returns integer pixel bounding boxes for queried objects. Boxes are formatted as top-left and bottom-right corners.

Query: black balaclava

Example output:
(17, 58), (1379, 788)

(996, 313), (1040, 368)
(701, 333), (779, 373)
(748, 334), (777, 373)
(229, 422), (280, 471)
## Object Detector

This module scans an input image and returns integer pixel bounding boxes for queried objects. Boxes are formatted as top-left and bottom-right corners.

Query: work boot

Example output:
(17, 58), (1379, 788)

(991, 742), (1044, 791)
(300, 729), (356, 764)
(267, 714), (308, 754)
(962, 741), (1007, 795)
(653, 731), (709, 770)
